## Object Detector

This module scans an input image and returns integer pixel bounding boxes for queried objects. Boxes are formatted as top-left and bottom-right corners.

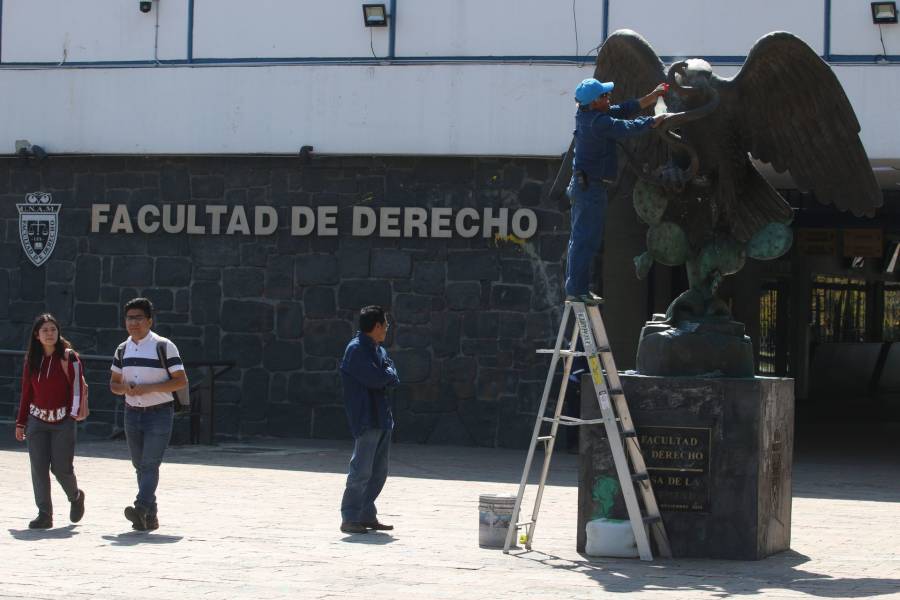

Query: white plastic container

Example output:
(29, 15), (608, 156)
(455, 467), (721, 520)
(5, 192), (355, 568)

(584, 518), (640, 558)
(478, 494), (516, 548)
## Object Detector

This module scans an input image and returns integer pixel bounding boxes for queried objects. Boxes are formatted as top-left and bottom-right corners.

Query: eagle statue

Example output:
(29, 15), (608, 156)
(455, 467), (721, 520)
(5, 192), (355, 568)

(593, 30), (883, 375)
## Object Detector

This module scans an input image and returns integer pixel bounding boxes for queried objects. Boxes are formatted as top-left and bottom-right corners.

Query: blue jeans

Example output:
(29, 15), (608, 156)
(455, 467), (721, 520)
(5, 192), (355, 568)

(124, 404), (174, 515)
(565, 177), (609, 297)
(340, 428), (391, 523)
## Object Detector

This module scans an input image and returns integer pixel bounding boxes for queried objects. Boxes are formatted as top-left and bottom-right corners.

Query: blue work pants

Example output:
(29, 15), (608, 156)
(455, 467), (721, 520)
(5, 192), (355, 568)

(565, 177), (609, 297)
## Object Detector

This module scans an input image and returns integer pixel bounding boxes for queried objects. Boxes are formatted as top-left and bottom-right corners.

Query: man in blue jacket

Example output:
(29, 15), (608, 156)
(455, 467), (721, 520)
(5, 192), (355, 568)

(339, 305), (400, 535)
(566, 78), (669, 304)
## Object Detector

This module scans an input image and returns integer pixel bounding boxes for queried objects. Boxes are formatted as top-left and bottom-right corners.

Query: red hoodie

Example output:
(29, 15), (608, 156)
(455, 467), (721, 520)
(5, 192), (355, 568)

(17, 352), (84, 426)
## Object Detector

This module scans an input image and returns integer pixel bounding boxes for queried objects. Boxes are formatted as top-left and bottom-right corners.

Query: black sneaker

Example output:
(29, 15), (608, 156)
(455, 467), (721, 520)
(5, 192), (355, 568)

(360, 520), (394, 531)
(124, 505), (148, 531)
(28, 513), (53, 529)
(340, 522), (368, 534)
(70, 490), (85, 523)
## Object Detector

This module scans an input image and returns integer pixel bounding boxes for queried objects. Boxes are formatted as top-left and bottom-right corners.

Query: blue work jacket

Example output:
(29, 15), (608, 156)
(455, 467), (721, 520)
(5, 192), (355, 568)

(572, 99), (654, 181)
(340, 331), (400, 438)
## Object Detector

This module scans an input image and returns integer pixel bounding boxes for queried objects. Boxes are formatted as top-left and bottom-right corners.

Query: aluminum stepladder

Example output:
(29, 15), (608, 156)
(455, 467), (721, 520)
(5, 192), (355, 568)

(502, 300), (672, 561)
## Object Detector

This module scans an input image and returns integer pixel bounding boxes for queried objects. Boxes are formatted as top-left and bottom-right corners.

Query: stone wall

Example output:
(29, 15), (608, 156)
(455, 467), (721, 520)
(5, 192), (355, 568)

(0, 155), (573, 446)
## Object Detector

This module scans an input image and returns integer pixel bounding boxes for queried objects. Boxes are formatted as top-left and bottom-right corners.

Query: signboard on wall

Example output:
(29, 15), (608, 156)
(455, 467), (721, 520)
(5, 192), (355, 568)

(796, 229), (837, 256)
(843, 229), (883, 258)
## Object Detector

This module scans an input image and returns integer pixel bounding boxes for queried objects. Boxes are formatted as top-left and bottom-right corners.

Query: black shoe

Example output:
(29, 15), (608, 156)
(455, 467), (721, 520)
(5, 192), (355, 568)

(29, 513), (53, 529)
(146, 514), (159, 531)
(340, 522), (368, 534)
(70, 490), (85, 523)
(361, 520), (394, 531)
(124, 505), (148, 531)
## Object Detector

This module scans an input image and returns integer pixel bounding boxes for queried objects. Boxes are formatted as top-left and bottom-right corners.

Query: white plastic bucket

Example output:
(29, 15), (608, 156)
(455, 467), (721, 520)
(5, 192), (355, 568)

(584, 517), (641, 558)
(478, 494), (516, 548)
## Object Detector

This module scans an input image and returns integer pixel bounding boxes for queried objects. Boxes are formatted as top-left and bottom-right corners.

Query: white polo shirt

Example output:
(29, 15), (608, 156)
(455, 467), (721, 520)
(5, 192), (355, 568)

(111, 330), (184, 408)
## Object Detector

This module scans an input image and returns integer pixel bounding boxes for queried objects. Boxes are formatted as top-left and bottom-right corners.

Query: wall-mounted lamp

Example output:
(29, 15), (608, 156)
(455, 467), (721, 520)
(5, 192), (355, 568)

(871, 2), (898, 24)
(362, 4), (388, 27)
(15, 139), (47, 161)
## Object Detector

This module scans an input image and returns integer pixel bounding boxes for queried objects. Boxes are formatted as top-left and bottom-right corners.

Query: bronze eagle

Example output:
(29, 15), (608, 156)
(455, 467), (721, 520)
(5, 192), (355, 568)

(594, 29), (883, 321)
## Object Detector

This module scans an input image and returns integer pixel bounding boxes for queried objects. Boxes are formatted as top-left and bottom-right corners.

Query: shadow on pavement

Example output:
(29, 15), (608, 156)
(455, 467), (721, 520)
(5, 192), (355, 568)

(8, 525), (79, 540)
(512, 549), (900, 597)
(101, 532), (183, 546)
(340, 533), (396, 545)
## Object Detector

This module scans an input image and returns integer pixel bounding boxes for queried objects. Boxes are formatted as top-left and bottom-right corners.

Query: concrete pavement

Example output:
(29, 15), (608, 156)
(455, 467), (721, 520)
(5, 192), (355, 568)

(1, 426), (899, 600)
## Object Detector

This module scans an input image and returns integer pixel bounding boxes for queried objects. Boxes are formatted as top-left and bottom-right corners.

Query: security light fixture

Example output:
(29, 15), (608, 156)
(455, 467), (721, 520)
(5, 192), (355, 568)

(363, 4), (388, 27)
(871, 2), (898, 24)
(15, 139), (47, 161)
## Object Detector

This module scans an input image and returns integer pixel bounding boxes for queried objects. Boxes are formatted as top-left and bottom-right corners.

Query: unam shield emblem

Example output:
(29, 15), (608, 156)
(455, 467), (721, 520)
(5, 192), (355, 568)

(17, 192), (61, 267)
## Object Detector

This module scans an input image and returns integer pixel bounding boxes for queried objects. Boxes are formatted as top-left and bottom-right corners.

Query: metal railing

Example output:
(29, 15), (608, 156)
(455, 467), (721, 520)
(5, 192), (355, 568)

(0, 349), (234, 445)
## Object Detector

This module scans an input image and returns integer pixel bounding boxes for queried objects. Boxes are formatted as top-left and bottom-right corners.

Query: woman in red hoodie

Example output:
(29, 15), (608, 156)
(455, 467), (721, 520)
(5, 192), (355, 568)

(15, 313), (86, 529)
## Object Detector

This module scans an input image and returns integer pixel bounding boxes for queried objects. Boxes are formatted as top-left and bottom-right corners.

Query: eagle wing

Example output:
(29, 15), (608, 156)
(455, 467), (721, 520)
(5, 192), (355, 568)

(594, 29), (669, 185)
(723, 31), (882, 216)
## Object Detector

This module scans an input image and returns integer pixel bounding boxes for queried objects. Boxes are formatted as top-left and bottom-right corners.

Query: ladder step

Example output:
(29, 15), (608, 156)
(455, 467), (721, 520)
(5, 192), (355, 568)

(516, 520), (534, 528)
(631, 472), (650, 482)
(542, 416), (608, 426)
(621, 429), (638, 438)
(643, 515), (663, 525)
(536, 435), (554, 443)
(535, 349), (589, 356)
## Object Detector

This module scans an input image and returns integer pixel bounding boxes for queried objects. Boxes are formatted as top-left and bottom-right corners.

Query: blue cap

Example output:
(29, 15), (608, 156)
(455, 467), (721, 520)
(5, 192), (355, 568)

(575, 78), (614, 104)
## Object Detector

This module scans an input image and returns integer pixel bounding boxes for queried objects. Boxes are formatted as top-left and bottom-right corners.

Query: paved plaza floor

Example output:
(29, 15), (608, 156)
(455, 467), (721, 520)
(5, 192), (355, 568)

(1, 424), (898, 600)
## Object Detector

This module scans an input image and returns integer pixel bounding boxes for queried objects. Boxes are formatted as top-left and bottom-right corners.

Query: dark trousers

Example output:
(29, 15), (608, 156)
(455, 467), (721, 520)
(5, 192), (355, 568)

(340, 428), (391, 523)
(565, 177), (609, 297)
(26, 415), (79, 515)
(124, 404), (174, 515)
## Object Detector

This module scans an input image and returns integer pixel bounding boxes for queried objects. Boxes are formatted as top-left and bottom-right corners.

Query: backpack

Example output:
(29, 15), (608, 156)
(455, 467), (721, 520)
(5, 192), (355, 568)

(114, 340), (190, 410)
(66, 349), (90, 421)
(155, 341), (191, 410)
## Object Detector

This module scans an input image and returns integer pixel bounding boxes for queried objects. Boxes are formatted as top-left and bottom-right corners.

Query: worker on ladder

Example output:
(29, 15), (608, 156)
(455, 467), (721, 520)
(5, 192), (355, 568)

(565, 78), (669, 305)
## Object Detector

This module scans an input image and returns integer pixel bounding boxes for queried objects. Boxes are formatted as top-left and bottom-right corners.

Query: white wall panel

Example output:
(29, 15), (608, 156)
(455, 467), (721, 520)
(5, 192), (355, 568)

(193, 0), (389, 59)
(395, 0), (605, 56)
(830, 0), (900, 56)
(1, 0), (188, 62)
(608, 0), (824, 57)
(0, 62), (895, 159)
(0, 64), (593, 156)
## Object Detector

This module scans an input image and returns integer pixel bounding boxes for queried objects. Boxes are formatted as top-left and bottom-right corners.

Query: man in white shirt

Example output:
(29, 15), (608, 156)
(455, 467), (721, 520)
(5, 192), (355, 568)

(109, 297), (187, 531)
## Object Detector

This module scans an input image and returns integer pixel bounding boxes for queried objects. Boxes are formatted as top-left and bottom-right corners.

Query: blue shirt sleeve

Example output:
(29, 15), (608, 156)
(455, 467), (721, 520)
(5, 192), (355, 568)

(589, 111), (653, 141)
(341, 345), (400, 390)
(608, 99), (642, 119)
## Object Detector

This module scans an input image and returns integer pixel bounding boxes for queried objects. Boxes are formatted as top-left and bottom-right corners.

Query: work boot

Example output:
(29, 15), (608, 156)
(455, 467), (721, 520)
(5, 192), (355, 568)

(124, 505), (148, 531)
(361, 520), (394, 531)
(29, 513), (53, 529)
(70, 489), (85, 523)
(340, 522), (368, 534)
(145, 514), (159, 531)
(565, 292), (604, 306)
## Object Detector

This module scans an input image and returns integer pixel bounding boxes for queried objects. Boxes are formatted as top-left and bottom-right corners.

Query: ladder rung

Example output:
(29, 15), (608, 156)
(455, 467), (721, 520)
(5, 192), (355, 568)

(516, 520), (534, 528)
(536, 435), (554, 443)
(631, 472), (650, 482)
(535, 349), (589, 357)
(643, 515), (662, 525)
(621, 429), (637, 438)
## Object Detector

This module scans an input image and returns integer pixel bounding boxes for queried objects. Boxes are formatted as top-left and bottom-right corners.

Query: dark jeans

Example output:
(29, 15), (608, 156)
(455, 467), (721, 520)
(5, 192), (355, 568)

(124, 403), (174, 515)
(340, 428), (391, 523)
(565, 177), (609, 297)
(26, 415), (79, 515)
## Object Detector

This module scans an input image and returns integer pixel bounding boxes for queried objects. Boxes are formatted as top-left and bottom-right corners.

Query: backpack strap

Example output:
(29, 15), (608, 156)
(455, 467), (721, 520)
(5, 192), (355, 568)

(114, 342), (127, 368)
(156, 341), (171, 376)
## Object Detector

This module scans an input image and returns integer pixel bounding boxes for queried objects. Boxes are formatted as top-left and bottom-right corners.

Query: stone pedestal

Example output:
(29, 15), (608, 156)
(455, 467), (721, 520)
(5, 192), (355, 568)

(578, 374), (794, 560)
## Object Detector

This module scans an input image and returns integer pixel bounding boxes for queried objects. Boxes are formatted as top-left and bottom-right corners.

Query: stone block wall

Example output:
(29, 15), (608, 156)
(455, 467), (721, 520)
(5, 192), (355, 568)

(0, 155), (572, 446)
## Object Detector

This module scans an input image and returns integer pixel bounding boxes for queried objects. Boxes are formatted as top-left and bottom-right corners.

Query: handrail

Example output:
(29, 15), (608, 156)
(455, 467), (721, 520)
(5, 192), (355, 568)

(0, 348), (235, 444)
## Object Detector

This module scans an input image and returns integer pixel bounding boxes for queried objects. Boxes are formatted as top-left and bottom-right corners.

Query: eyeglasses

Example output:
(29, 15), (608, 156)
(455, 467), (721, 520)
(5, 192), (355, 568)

(125, 315), (147, 323)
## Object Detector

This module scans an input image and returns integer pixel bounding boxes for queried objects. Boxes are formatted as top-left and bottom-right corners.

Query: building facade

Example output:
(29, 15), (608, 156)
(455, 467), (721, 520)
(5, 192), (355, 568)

(1, 0), (898, 443)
